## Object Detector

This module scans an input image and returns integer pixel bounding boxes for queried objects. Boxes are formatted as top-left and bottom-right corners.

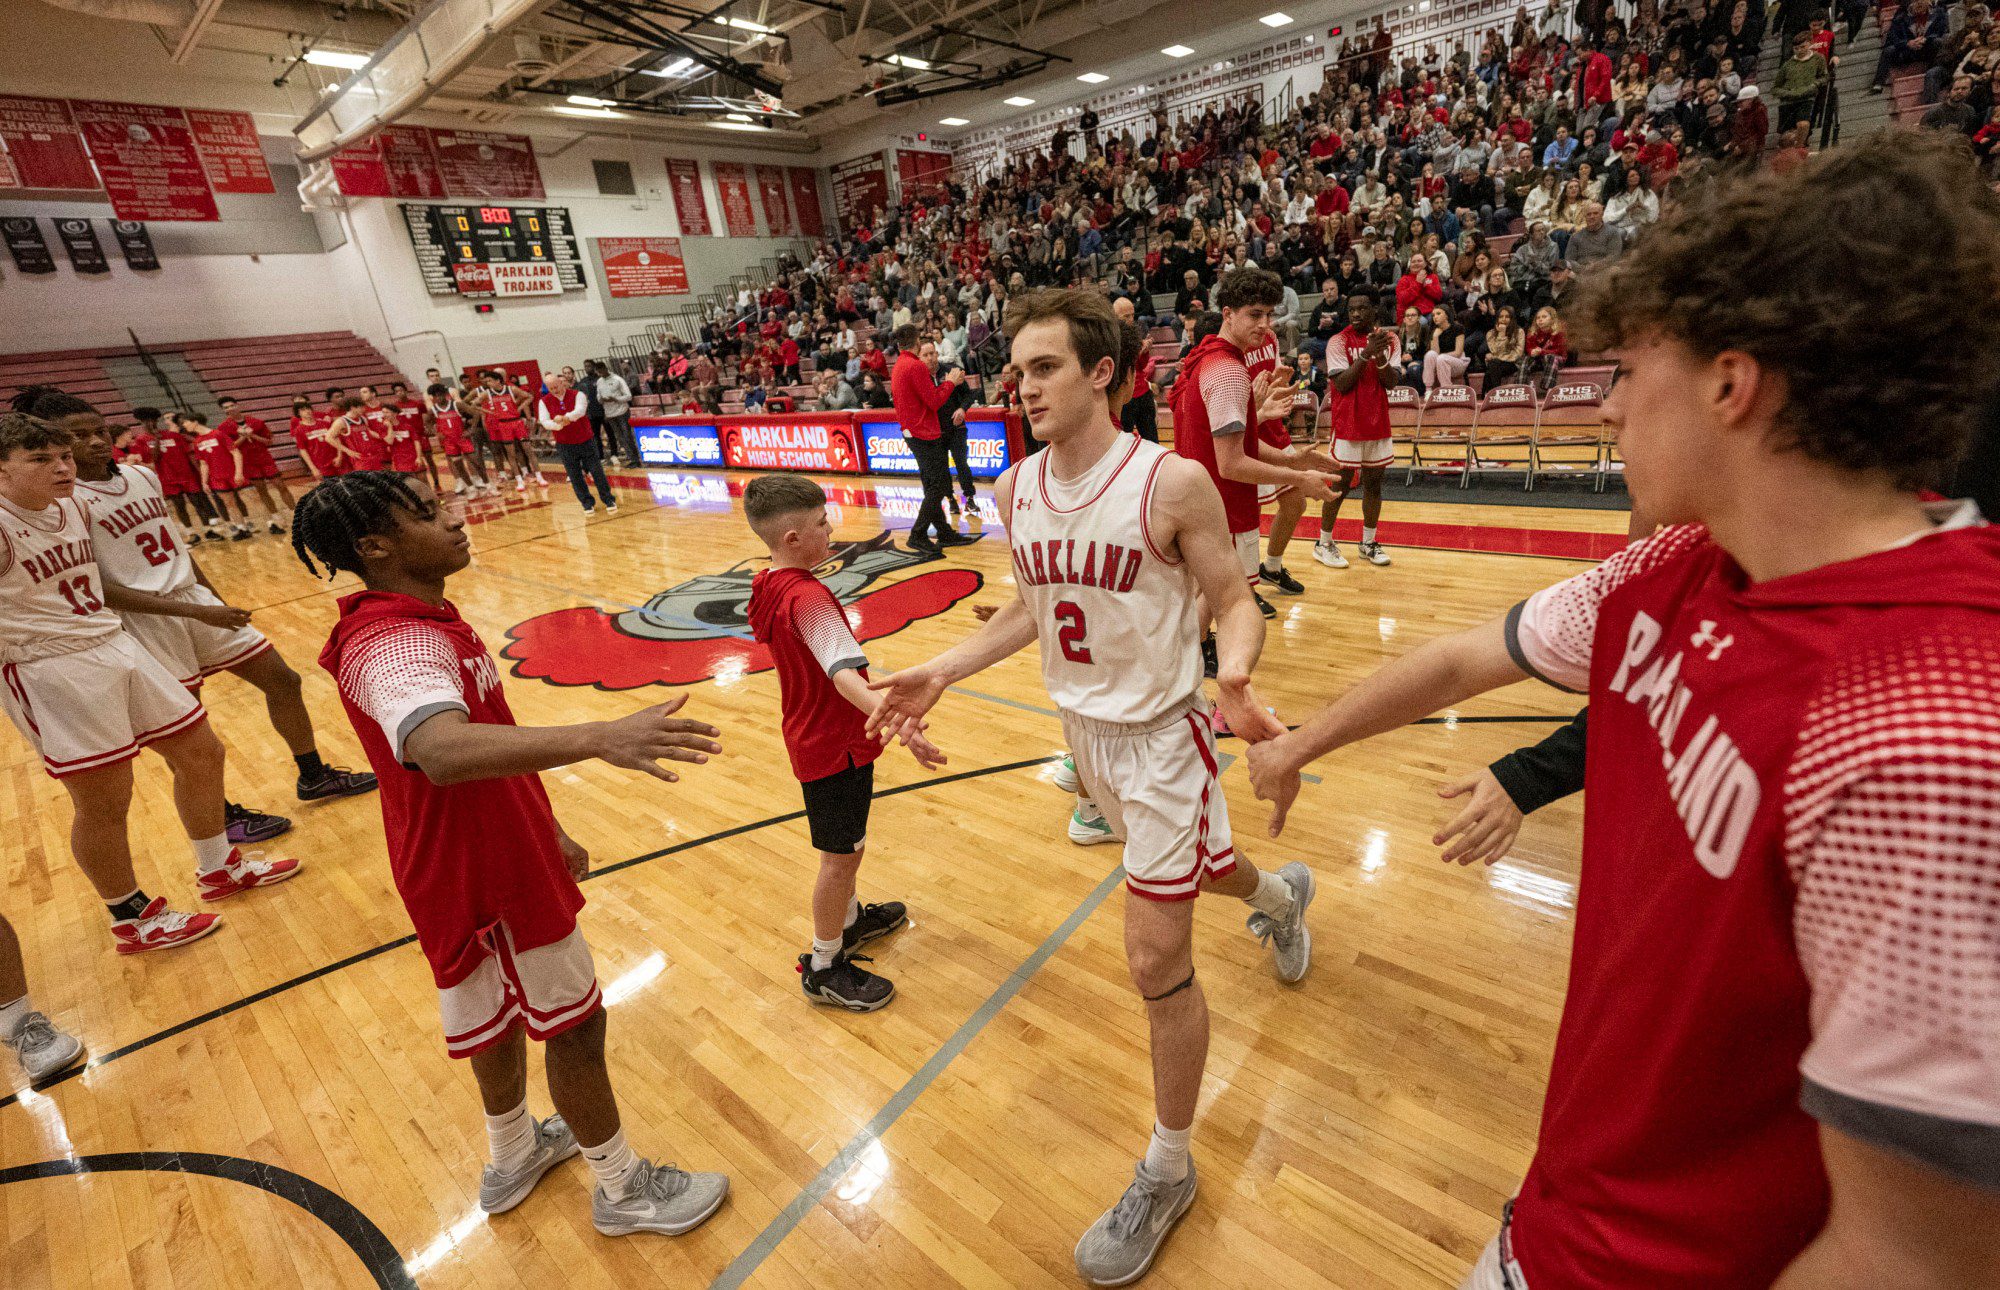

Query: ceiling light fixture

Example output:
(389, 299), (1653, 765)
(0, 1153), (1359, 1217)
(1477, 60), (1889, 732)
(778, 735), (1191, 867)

(939, 116), (969, 125)
(1162, 44), (1193, 57)
(555, 106), (624, 119)
(886, 54), (931, 70)
(1260, 11), (1294, 26)
(715, 16), (773, 33)
(1077, 72), (1108, 83)
(726, 112), (753, 121)
(642, 56), (698, 78)
(713, 120), (766, 131)
(303, 49), (371, 70)
(1004, 95), (1034, 106)
(566, 94), (613, 107)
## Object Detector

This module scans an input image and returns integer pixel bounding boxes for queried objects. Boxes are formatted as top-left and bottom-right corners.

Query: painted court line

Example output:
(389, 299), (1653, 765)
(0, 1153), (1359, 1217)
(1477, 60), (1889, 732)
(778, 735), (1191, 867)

(710, 861), (1128, 1290)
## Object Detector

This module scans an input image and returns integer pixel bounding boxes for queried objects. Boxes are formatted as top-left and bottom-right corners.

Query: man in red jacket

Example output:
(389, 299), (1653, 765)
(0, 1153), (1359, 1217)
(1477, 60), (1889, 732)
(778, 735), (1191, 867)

(1250, 133), (2000, 1290)
(888, 323), (968, 556)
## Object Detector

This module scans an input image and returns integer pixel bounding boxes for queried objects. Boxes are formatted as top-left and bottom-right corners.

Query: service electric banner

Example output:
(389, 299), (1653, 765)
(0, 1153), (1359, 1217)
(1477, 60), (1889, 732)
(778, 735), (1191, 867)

(788, 166), (825, 237)
(69, 100), (218, 220)
(0, 95), (98, 191)
(184, 109), (274, 194)
(856, 413), (1013, 479)
(711, 162), (757, 238)
(664, 157), (712, 235)
(755, 165), (793, 237)
(634, 418), (724, 467)
(598, 236), (689, 297)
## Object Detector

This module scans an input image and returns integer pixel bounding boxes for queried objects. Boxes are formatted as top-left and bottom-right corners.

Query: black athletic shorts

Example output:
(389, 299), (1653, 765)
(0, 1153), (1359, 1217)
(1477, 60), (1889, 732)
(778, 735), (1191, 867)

(800, 757), (874, 854)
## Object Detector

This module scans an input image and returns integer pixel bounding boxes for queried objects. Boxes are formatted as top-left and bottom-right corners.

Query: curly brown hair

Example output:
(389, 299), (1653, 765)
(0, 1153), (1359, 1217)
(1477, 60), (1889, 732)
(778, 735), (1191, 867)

(1573, 131), (2000, 490)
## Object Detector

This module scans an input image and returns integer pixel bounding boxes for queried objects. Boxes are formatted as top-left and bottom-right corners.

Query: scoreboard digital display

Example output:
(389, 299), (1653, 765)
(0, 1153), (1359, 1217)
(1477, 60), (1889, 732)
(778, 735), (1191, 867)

(401, 203), (586, 297)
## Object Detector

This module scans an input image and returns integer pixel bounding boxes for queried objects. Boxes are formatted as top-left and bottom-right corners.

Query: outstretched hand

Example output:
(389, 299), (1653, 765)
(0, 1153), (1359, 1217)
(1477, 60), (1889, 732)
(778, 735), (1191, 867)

(865, 664), (950, 745)
(1214, 673), (1285, 744)
(595, 693), (722, 782)
(1246, 734), (1304, 838)
(905, 729), (949, 771)
(1433, 768), (1523, 866)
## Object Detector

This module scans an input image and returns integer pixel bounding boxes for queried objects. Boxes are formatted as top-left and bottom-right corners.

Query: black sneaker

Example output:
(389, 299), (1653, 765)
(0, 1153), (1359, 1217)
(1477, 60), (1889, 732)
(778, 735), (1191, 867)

(1253, 591), (1277, 619)
(296, 765), (379, 801)
(1259, 564), (1305, 595)
(946, 494), (962, 517)
(1200, 634), (1219, 679)
(935, 529), (977, 547)
(842, 900), (908, 952)
(906, 537), (943, 558)
(225, 801), (292, 845)
(798, 952), (895, 1012)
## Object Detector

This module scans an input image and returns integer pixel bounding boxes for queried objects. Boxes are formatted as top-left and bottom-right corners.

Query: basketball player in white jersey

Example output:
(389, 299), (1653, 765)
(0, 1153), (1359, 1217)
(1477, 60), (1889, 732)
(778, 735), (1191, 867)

(0, 409), (301, 956)
(868, 289), (1318, 1286)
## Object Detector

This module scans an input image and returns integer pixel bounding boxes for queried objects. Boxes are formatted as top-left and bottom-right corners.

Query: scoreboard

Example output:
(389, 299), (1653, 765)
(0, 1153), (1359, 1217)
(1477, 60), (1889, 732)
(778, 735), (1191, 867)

(401, 203), (586, 298)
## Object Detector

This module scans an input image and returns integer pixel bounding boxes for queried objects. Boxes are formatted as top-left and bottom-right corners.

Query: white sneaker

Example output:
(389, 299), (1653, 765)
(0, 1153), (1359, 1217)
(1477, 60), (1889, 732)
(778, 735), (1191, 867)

(479, 1115), (579, 1214)
(515, 477), (528, 492)
(1358, 541), (1392, 566)
(1053, 753), (1081, 794)
(3, 1010), (85, 1083)
(1312, 540), (1348, 569)
(1074, 1162), (1198, 1286)
(1068, 801), (1117, 846)
(1246, 861), (1316, 984)
(591, 1158), (729, 1236)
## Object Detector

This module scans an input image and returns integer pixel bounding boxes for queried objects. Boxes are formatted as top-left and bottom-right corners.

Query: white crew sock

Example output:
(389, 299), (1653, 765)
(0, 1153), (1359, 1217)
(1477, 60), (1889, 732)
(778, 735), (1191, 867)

(844, 896), (861, 929)
(1261, 556), (1283, 572)
(191, 833), (233, 874)
(1144, 1121), (1192, 1182)
(1362, 524), (1377, 546)
(1076, 796), (1104, 822)
(484, 1100), (537, 1173)
(0, 994), (29, 1038)
(811, 936), (843, 972)
(582, 1128), (644, 1200)
(1247, 868), (1293, 918)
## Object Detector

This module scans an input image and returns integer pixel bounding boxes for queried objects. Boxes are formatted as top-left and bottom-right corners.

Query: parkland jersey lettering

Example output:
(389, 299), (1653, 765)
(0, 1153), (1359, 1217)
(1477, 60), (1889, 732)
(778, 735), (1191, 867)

(76, 465), (193, 595)
(1011, 436), (1201, 723)
(0, 495), (123, 663)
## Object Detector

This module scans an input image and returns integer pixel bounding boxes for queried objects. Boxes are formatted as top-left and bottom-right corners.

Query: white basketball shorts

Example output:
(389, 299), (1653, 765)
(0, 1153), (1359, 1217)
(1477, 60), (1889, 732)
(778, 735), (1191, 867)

(439, 922), (602, 1059)
(1060, 693), (1235, 902)
(1232, 528), (1261, 583)
(1333, 436), (1395, 468)
(0, 632), (206, 779)
(121, 583), (272, 686)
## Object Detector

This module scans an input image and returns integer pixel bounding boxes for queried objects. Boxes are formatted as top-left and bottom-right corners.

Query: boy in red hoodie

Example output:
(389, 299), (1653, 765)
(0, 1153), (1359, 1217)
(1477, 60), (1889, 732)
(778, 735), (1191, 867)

(298, 470), (731, 1238)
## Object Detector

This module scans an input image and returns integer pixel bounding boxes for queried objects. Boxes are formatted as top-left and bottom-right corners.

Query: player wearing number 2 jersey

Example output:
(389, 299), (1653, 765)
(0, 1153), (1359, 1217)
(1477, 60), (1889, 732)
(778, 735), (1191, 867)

(867, 288), (1318, 1288)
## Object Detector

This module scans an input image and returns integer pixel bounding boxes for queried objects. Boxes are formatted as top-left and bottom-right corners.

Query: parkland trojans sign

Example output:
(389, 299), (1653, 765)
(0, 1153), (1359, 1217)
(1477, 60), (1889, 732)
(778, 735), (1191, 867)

(504, 532), (980, 689)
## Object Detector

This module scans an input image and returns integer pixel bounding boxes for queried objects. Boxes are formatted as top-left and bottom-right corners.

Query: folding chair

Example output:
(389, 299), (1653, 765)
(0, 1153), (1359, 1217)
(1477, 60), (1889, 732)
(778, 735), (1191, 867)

(1385, 385), (1424, 478)
(1406, 385), (1476, 485)
(1467, 383), (1537, 489)
(1531, 380), (1607, 490)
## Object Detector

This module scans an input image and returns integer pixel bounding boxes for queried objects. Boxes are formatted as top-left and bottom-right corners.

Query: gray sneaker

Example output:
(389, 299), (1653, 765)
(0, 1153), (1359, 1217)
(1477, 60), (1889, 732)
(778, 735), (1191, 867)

(591, 1158), (729, 1236)
(1246, 861), (1316, 984)
(479, 1115), (579, 1214)
(3, 1010), (84, 1083)
(1074, 1162), (1198, 1286)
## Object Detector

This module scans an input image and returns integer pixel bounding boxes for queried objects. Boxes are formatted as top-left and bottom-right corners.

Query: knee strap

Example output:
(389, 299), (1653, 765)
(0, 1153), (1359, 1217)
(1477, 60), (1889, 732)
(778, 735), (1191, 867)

(1143, 970), (1196, 1003)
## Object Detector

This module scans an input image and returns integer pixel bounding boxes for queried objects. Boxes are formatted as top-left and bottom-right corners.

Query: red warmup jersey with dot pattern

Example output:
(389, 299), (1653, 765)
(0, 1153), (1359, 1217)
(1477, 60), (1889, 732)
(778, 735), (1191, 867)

(1505, 514), (2000, 1288)
(746, 566), (882, 783)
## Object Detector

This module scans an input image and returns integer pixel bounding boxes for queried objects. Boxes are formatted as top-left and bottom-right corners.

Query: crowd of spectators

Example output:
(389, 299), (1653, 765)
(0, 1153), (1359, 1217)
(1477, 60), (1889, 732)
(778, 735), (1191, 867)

(622, 0), (1998, 416)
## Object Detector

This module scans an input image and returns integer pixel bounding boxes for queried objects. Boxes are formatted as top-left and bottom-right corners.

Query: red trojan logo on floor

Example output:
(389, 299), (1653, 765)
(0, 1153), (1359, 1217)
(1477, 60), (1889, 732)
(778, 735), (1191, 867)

(503, 532), (981, 689)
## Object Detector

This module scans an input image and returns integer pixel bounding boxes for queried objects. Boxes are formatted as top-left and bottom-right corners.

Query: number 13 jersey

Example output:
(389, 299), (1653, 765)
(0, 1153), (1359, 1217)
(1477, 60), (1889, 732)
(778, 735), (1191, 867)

(1010, 435), (1202, 724)
(0, 493), (122, 664)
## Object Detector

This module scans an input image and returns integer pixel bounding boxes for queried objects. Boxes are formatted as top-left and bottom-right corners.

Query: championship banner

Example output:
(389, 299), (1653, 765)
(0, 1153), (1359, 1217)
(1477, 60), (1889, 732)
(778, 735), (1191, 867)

(430, 128), (544, 200)
(788, 166), (825, 237)
(830, 151), (889, 231)
(0, 95), (99, 191)
(597, 236), (689, 297)
(184, 109), (274, 194)
(1, 216), (54, 273)
(719, 415), (863, 473)
(380, 125), (446, 198)
(755, 165), (793, 237)
(895, 147), (953, 203)
(329, 135), (390, 197)
(54, 217), (108, 273)
(664, 157), (712, 236)
(69, 100), (218, 220)
(111, 219), (159, 270)
(711, 162), (757, 238)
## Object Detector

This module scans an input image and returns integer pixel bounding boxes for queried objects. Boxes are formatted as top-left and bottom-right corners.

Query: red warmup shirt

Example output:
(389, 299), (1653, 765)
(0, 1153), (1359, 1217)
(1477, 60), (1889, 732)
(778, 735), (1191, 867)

(538, 389), (592, 445)
(348, 410), (391, 471)
(890, 350), (956, 443)
(191, 428), (240, 491)
(153, 427), (201, 494)
(1504, 512), (2000, 1287)
(120, 430), (157, 467)
(322, 591), (586, 989)
(1325, 326), (1398, 442)
(1169, 333), (1262, 533)
(218, 414), (277, 473)
(746, 566), (882, 783)
(293, 412), (338, 475)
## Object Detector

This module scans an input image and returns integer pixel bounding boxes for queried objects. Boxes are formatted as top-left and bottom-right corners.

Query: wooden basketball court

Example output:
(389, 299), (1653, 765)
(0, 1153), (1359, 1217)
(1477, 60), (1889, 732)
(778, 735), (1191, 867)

(0, 467), (1620, 1289)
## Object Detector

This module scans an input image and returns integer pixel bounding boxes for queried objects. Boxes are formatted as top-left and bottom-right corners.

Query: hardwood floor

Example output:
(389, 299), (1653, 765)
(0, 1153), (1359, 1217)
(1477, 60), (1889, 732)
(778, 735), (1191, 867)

(1, 466), (1620, 1289)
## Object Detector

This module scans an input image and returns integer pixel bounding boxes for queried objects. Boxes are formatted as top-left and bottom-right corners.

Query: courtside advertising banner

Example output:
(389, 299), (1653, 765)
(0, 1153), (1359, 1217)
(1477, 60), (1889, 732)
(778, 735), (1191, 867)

(719, 416), (863, 473)
(633, 418), (724, 467)
(855, 413), (1014, 479)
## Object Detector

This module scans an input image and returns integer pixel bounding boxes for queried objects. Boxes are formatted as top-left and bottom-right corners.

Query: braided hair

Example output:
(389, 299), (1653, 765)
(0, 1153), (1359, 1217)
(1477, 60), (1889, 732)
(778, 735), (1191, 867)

(9, 384), (95, 420)
(291, 470), (428, 580)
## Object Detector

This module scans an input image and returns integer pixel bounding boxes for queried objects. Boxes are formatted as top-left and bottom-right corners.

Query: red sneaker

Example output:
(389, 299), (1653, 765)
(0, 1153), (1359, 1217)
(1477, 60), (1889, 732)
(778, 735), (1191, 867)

(112, 898), (222, 954)
(196, 849), (303, 901)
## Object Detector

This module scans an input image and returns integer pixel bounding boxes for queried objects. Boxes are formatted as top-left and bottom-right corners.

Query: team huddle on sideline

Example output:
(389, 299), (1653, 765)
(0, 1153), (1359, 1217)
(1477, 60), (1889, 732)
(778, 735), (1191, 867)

(3, 134), (1996, 1287)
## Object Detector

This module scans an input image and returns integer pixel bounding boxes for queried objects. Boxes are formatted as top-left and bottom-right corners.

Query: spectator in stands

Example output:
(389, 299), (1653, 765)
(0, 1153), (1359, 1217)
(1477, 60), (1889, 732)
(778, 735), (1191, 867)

(1524, 305), (1569, 390)
(1605, 167), (1662, 237)
(1423, 304), (1472, 390)
(1566, 202), (1627, 270)
(1729, 85), (1771, 163)
(1775, 31), (1831, 134)
(1876, 0), (1949, 91)
(1394, 305), (1432, 390)
(1923, 74), (1981, 132)
(1484, 305), (1526, 386)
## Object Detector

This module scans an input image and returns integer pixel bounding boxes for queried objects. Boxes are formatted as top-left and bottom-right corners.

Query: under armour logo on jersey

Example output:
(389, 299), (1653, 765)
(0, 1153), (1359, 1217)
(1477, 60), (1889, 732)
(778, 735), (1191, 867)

(1690, 620), (1734, 661)
(1016, 495), (1032, 511)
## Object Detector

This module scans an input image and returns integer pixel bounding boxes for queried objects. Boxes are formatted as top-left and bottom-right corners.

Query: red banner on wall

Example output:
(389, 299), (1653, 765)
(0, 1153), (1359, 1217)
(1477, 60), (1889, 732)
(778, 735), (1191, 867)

(0, 95), (99, 191)
(184, 109), (274, 194)
(69, 100), (218, 221)
(755, 165), (792, 237)
(712, 161), (757, 238)
(788, 166), (825, 238)
(430, 128), (544, 199)
(329, 135), (389, 197)
(598, 236), (689, 297)
(664, 157), (712, 236)
(896, 147), (953, 204)
(380, 125), (446, 198)
(830, 152), (889, 232)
